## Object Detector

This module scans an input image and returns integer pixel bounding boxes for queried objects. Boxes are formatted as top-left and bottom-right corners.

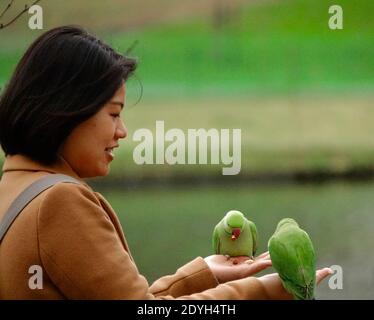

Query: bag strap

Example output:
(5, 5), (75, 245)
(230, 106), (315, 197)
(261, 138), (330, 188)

(0, 174), (82, 243)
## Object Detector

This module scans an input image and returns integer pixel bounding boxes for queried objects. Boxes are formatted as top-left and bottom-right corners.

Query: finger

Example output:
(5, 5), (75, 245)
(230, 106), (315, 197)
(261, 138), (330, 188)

(244, 259), (254, 264)
(258, 259), (272, 267)
(257, 253), (270, 261)
(316, 268), (333, 284)
(256, 251), (270, 259)
(230, 256), (252, 264)
(246, 259), (272, 274)
(246, 257), (272, 265)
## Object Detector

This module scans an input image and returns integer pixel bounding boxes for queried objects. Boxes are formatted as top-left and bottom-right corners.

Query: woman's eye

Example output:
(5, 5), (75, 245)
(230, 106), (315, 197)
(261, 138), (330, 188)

(111, 114), (120, 118)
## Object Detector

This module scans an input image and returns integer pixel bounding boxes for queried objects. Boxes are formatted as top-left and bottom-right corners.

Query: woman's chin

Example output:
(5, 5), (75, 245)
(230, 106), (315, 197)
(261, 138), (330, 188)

(96, 165), (110, 177)
(79, 164), (110, 178)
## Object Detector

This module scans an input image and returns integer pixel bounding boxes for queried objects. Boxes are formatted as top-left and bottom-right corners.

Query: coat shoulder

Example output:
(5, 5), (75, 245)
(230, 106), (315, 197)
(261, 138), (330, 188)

(36, 181), (109, 229)
(40, 181), (101, 208)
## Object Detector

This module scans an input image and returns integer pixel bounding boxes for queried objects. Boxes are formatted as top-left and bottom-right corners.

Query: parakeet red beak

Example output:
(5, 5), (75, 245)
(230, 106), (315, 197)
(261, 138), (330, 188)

(231, 228), (241, 240)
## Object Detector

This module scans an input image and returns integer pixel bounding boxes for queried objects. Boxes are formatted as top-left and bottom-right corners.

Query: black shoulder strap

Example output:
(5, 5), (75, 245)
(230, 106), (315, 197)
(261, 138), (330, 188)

(0, 174), (81, 243)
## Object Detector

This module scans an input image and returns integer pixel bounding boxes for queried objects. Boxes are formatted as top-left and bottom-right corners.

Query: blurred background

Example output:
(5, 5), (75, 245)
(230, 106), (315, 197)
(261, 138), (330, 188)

(1, 0), (374, 299)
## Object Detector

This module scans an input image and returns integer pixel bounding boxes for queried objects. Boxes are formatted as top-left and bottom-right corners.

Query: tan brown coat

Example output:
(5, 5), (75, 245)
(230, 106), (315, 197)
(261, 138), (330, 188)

(0, 155), (268, 299)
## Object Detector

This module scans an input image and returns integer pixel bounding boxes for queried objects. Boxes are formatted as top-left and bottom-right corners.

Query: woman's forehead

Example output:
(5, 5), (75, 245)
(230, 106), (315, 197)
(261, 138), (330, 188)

(115, 84), (125, 96)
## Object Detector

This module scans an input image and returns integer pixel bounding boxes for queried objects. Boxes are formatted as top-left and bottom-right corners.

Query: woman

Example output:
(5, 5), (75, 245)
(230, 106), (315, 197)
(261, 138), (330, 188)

(0, 26), (331, 299)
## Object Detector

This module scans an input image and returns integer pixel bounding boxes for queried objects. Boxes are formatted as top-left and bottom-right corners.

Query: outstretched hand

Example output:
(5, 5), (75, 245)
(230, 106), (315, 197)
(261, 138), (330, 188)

(204, 251), (272, 283)
(258, 267), (333, 300)
(204, 252), (333, 300)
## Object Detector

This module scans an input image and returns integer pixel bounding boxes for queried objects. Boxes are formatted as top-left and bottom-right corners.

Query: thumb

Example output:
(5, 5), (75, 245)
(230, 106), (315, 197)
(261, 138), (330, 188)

(316, 267), (333, 284)
(245, 259), (272, 274)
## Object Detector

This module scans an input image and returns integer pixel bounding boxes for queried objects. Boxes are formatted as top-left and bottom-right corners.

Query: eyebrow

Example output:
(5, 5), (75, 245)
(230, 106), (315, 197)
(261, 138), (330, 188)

(109, 101), (124, 110)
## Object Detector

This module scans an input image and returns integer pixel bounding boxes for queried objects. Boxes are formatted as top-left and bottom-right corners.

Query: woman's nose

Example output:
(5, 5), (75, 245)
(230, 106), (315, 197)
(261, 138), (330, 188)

(116, 119), (128, 139)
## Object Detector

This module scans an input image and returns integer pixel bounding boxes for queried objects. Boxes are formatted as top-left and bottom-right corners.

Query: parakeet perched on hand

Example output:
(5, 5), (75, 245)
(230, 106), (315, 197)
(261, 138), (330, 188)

(212, 210), (258, 257)
(268, 218), (316, 300)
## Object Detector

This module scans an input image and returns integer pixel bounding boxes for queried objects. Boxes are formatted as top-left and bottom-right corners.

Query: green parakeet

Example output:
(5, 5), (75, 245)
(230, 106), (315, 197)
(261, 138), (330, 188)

(268, 218), (316, 300)
(212, 210), (258, 257)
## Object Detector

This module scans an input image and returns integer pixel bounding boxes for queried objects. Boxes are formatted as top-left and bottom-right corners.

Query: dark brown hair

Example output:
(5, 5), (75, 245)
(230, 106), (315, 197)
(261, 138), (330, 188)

(0, 25), (137, 165)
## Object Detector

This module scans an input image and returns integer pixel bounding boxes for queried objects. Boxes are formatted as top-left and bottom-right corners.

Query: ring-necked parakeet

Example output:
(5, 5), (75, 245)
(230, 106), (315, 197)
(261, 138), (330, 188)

(212, 210), (258, 257)
(268, 218), (316, 300)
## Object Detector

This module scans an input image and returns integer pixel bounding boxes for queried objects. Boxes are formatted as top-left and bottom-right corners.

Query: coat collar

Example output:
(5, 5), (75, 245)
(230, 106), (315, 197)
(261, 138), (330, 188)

(2, 154), (87, 185)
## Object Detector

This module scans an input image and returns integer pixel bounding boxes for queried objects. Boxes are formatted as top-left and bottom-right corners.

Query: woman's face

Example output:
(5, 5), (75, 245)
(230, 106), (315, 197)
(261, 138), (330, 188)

(60, 84), (127, 178)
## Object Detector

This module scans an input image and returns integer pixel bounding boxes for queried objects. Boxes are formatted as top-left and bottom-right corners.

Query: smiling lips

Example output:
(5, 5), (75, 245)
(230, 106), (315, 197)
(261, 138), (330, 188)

(105, 145), (118, 160)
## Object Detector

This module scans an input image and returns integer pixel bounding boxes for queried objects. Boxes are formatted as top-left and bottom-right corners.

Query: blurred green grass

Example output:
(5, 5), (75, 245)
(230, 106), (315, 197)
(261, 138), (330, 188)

(109, 0), (374, 98)
(1, 0), (374, 95)
(102, 180), (374, 299)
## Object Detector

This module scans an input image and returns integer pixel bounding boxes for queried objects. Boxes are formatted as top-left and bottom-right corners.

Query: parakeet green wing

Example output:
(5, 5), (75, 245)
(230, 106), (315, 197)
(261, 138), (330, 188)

(248, 220), (258, 256)
(212, 225), (221, 254)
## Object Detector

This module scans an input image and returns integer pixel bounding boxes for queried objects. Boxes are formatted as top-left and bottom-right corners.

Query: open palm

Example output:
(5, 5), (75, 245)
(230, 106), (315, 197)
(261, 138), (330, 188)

(204, 251), (272, 283)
